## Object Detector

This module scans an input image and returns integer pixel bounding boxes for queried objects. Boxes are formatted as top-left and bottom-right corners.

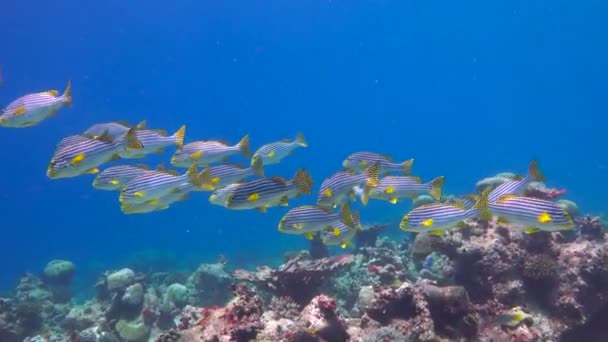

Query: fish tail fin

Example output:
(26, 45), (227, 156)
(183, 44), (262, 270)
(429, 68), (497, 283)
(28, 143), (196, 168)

(186, 163), (203, 187)
(364, 161), (380, 187)
(135, 120), (147, 129)
(429, 176), (444, 200)
(401, 158), (414, 175)
(353, 209), (362, 230)
(473, 187), (492, 221)
(124, 128), (143, 149)
(296, 132), (308, 147)
(361, 183), (372, 206)
(173, 125), (186, 149)
(294, 168), (313, 195)
(198, 168), (215, 190)
(238, 134), (251, 158)
(339, 203), (354, 228)
(250, 156), (264, 176)
(62, 80), (72, 106)
(528, 159), (545, 182)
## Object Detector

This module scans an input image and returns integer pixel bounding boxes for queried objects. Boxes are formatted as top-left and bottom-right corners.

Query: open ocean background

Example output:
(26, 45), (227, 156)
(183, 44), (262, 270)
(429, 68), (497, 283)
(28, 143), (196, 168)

(0, 0), (606, 294)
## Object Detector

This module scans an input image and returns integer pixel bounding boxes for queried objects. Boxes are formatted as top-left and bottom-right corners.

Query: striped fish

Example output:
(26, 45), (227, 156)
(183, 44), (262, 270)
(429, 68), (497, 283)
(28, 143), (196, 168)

(343, 151), (414, 175)
(0, 81), (72, 128)
(489, 194), (574, 233)
(278, 203), (354, 235)
(199, 156), (264, 190)
(368, 176), (444, 204)
(251, 133), (307, 166)
(47, 128), (143, 179)
(210, 168), (313, 212)
(317, 162), (379, 209)
(209, 183), (241, 207)
(119, 163), (205, 205)
(488, 160), (544, 203)
(400, 193), (490, 236)
(321, 211), (361, 248)
(120, 182), (196, 214)
(83, 120), (147, 140)
(93, 164), (152, 190)
(170, 135), (250, 167)
(118, 125), (185, 159)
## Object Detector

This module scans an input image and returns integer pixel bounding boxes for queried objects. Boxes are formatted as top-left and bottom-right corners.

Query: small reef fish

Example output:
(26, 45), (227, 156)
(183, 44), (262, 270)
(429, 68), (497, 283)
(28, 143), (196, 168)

(0, 81), (72, 128)
(93, 164), (152, 190)
(210, 169), (313, 212)
(200, 156), (264, 190)
(47, 129), (143, 179)
(489, 194), (574, 233)
(251, 133), (307, 166)
(120, 183), (196, 214)
(342, 151), (414, 175)
(367, 175), (444, 204)
(83, 120), (147, 140)
(317, 162), (379, 209)
(495, 307), (533, 327)
(118, 125), (186, 159)
(278, 203), (355, 236)
(321, 211), (361, 248)
(400, 192), (490, 236)
(119, 163), (205, 205)
(488, 160), (544, 203)
(170, 135), (251, 167)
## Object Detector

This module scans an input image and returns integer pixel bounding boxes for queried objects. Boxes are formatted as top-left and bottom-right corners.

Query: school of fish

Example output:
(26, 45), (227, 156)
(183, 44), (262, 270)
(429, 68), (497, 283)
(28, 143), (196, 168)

(2, 81), (575, 248)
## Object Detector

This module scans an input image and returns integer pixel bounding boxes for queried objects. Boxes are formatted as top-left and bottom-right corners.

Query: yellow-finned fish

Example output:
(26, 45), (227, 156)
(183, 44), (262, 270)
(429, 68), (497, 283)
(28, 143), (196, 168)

(251, 133), (307, 166)
(1, 81), (72, 128)
(118, 125), (186, 159)
(343, 151), (414, 175)
(170, 134), (250, 167)
(317, 162), (379, 209)
(489, 194), (574, 234)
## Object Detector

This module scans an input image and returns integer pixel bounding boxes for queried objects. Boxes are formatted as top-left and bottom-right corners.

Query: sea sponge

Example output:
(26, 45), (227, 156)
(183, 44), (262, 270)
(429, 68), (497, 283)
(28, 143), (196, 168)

(523, 254), (557, 281)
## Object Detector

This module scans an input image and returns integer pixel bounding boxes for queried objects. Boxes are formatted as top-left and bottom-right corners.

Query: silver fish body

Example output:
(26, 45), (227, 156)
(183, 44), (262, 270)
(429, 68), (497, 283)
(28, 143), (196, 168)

(93, 165), (151, 190)
(0, 81), (72, 128)
(343, 151), (414, 175)
(369, 176), (444, 204)
(489, 195), (574, 233)
(278, 204), (353, 235)
(317, 162), (379, 208)
(171, 135), (250, 167)
(118, 126), (185, 159)
(252, 133), (307, 166)
(488, 160), (544, 203)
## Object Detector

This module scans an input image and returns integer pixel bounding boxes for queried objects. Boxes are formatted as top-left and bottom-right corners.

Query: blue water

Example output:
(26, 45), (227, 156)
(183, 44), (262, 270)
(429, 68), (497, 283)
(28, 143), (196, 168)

(1, 0), (606, 292)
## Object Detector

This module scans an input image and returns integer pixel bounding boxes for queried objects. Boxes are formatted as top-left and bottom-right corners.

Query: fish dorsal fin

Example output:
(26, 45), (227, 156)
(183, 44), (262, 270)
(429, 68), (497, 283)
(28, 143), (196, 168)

(164, 169), (180, 176)
(512, 175), (524, 181)
(134, 163), (150, 170)
(217, 139), (231, 145)
(381, 153), (395, 162)
(156, 163), (166, 171)
(319, 206), (333, 214)
(446, 200), (467, 210)
(496, 194), (517, 203)
(95, 130), (115, 143)
(153, 129), (167, 136)
(271, 176), (287, 184)
(135, 120), (147, 129)
(46, 90), (59, 96)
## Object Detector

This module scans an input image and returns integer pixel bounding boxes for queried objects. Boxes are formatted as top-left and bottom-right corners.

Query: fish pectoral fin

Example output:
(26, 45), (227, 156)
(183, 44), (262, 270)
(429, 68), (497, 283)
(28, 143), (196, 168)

(524, 227), (540, 234)
(389, 197), (398, 204)
(279, 196), (289, 206)
(84, 168), (99, 174)
(247, 193), (259, 202)
(71, 154), (85, 165)
(429, 230), (444, 236)
(191, 151), (203, 160)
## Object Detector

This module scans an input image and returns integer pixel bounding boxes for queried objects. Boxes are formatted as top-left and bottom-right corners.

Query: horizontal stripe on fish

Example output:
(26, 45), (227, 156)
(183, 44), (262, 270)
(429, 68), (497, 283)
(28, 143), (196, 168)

(252, 133), (307, 166)
(321, 211), (361, 248)
(120, 182), (197, 214)
(488, 160), (544, 203)
(200, 157), (264, 190)
(48, 133), (134, 179)
(93, 164), (152, 190)
(369, 175), (443, 204)
(118, 125), (185, 158)
(278, 204), (354, 234)
(318, 162), (379, 207)
(119, 163), (204, 204)
(342, 151), (414, 175)
(0, 81), (72, 128)
(400, 203), (480, 236)
(171, 135), (250, 167)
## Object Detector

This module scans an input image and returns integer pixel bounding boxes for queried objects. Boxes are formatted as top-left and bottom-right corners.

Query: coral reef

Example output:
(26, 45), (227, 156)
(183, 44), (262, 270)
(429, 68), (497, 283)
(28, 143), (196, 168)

(3, 210), (608, 341)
